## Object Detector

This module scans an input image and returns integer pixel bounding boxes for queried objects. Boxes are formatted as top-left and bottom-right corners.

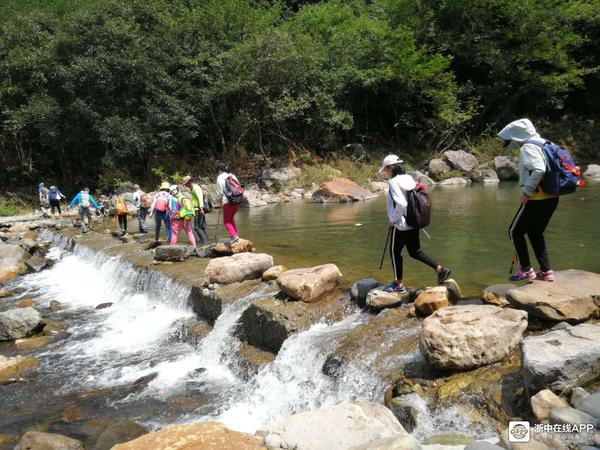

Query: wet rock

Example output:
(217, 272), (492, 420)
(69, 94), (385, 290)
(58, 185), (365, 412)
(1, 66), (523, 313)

(465, 441), (503, 450)
(212, 238), (255, 255)
(189, 279), (267, 322)
(0, 288), (12, 298)
(480, 284), (512, 307)
(14, 335), (53, 351)
(262, 265), (288, 281)
(419, 305), (527, 369)
(323, 310), (420, 382)
(205, 253), (273, 284)
(244, 189), (269, 207)
(15, 431), (84, 450)
(442, 279), (462, 303)
(506, 269), (600, 321)
(93, 421), (148, 450)
(16, 298), (36, 308)
(370, 181), (388, 192)
(258, 402), (418, 450)
(549, 406), (597, 426)
(0, 307), (44, 340)
(173, 317), (212, 346)
(42, 318), (67, 335)
(583, 164), (600, 180)
(409, 170), (436, 187)
(531, 389), (568, 421)
(571, 387), (590, 409)
(25, 255), (50, 272)
(428, 159), (451, 179)
(444, 150), (478, 173)
(0, 242), (30, 282)
(49, 300), (62, 312)
(112, 422), (265, 450)
(350, 278), (380, 306)
(95, 302), (114, 309)
(0, 355), (39, 381)
(238, 291), (355, 353)
(311, 177), (377, 203)
(521, 323), (600, 393)
(389, 397), (418, 433)
(78, 372), (158, 401)
(366, 289), (410, 310)
(237, 341), (276, 379)
(471, 167), (500, 184)
(154, 244), (195, 262)
(439, 177), (470, 186)
(494, 156), (519, 181)
(277, 264), (342, 302)
(415, 287), (449, 316)
(576, 392), (600, 418)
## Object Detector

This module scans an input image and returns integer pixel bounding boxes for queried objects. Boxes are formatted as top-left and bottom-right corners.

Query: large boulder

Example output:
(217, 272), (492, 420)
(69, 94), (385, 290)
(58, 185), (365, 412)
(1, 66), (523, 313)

(258, 402), (419, 450)
(521, 323), (600, 393)
(15, 431), (83, 450)
(173, 318), (212, 347)
(0, 355), (39, 381)
(261, 166), (300, 184)
(237, 292), (355, 353)
(583, 164), (600, 180)
(0, 307), (44, 341)
(205, 253), (273, 284)
(25, 255), (50, 273)
(531, 389), (569, 422)
(414, 286), (449, 316)
(211, 238), (255, 256)
(444, 150), (479, 173)
(262, 265), (288, 281)
(494, 156), (518, 181)
(243, 189), (268, 208)
(419, 305), (528, 369)
(408, 171), (436, 187)
(277, 264), (342, 302)
(0, 242), (30, 282)
(154, 245), (195, 262)
(480, 284), (512, 307)
(92, 421), (148, 450)
(428, 159), (451, 179)
(506, 269), (600, 321)
(576, 392), (600, 418)
(471, 167), (500, 184)
(438, 177), (470, 186)
(366, 289), (410, 310)
(112, 422), (265, 450)
(311, 177), (377, 203)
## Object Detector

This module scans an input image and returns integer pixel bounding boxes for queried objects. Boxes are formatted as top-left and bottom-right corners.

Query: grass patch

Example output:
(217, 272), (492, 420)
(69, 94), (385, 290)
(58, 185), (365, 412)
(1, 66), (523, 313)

(462, 135), (519, 161)
(0, 197), (28, 217)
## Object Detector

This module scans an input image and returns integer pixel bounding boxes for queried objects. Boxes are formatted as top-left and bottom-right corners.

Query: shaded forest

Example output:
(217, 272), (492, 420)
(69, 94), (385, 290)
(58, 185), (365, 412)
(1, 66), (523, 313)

(1, 0), (599, 191)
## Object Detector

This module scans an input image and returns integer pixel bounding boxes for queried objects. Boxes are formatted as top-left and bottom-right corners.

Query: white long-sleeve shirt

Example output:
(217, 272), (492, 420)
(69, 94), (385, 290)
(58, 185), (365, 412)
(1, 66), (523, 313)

(387, 174), (417, 230)
(216, 172), (239, 205)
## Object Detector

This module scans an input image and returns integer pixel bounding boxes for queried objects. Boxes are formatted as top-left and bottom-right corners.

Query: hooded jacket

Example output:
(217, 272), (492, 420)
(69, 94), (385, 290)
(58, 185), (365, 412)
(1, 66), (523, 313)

(387, 174), (417, 230)
(497, 119), (554, 199)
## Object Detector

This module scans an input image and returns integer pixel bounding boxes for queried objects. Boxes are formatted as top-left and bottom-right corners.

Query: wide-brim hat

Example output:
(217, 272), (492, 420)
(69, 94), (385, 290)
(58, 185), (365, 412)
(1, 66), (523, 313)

(378, 154), (404, 173)
(160, 181), (170, 190)
(182, 175), (193, 185)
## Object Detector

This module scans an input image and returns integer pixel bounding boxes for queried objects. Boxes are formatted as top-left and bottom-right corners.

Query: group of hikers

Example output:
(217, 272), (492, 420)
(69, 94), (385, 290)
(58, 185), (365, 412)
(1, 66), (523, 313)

(38, 119), (579, 286)
(39, 163), (245, 247)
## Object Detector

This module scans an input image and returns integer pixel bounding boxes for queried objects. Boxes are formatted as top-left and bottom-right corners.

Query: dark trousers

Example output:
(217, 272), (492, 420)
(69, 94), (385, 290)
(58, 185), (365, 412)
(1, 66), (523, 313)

(154, 210), (169, 241)
(118, 214), (127, 232)
(50, 199), (61, 215)
(193, 210), (208, 245)
(137, 207), (148, 233)
(390, 228), (439, 280)
(79, 206), (92, 228)
(509, 197), (558, 272)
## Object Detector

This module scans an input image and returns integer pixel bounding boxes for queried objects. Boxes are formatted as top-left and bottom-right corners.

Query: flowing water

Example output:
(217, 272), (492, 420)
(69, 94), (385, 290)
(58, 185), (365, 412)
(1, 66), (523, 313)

(1, 182), (599, 444)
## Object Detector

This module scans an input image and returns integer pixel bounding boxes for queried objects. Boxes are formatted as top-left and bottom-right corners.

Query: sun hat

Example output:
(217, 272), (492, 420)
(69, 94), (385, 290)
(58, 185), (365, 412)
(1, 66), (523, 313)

(160, 181), (170, 190)
(378, 154), (404, 173)
(182, 175), (193, 185)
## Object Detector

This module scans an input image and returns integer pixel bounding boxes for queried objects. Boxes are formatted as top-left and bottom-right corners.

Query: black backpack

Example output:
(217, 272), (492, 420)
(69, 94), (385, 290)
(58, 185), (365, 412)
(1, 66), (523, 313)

(405, 183), (431, 229)
(202, 190), (213, 213)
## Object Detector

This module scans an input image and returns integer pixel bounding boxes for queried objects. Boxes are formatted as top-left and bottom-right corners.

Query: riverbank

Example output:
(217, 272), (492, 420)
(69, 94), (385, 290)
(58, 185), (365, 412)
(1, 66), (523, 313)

(1, 208), (600, 449)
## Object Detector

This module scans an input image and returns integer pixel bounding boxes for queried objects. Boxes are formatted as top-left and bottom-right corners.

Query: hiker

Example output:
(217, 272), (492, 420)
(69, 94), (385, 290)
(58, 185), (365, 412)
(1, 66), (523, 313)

(38, 183), (50, 215)
(498, 118), (561, 282)
(168, 185), (196, 246)
(48, 185), (66, 216)
(70, 188), (100, 231)
(379, 154), (451, 293)
(115, 193), (128, 236)
(132, 184), (150, 234)
(182, 175), (209, 245)
(149, 181), (171, 242)
(216, 163), (244, 243)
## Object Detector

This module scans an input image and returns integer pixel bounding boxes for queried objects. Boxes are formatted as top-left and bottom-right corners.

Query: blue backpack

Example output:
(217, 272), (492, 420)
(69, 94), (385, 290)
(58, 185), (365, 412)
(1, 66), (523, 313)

(527, 140), (583, 196)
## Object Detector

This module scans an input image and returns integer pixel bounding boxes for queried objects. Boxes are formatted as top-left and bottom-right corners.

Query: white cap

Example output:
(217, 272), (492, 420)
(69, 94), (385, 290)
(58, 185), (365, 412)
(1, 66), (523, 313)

(378, 154), (403, 173)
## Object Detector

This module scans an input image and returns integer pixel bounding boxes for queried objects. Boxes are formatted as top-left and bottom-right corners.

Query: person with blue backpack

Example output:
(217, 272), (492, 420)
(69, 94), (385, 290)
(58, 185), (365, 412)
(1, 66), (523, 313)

(47, 185), (66, 216)
(70, 187), (100, 232)
(498, 118), (582, 282)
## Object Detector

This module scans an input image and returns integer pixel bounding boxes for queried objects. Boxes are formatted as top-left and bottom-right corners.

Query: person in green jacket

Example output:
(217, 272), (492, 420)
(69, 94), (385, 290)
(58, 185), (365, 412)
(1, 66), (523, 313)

(182, 175), (208, 245)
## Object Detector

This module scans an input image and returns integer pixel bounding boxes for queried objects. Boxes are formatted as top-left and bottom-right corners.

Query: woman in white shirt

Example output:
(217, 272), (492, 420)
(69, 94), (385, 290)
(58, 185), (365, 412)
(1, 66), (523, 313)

(216, 162), (243, 243)
(379, 154), (451, 293)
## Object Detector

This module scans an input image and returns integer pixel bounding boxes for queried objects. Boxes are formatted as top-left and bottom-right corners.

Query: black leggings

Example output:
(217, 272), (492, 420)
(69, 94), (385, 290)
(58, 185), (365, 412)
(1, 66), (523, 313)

(49, 199), (61, 215)
(509, 197), (558, 272)
(390, 228), (439, 280)
(118, 214), (127, 232)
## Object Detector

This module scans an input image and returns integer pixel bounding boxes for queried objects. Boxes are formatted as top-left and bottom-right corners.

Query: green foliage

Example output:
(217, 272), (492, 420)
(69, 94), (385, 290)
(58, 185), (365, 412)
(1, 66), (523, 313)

(0, 197), (27, 217)
(0, 0), (599, 191)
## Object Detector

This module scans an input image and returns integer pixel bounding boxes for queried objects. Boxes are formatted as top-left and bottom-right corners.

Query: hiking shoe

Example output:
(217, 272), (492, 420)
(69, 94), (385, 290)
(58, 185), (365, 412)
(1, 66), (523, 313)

(437, 267), (452, 285)
(536, 270), (555, 282)
(382, 282), (407, 294)
(231, 236), (240, 243)
(509, 268), (536, 282)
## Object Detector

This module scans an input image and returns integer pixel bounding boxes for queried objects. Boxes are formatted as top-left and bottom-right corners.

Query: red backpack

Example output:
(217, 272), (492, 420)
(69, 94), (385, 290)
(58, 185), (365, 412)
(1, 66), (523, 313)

(224, 175), (244, 204)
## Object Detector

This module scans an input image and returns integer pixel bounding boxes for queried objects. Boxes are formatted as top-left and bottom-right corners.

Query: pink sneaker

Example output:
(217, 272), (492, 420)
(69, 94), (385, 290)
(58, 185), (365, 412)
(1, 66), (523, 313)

(509, 268), (536, 282)
(536, 270), (554, 282)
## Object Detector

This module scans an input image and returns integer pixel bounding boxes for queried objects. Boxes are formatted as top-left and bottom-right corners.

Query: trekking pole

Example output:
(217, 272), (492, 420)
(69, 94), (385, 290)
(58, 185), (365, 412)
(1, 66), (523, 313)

(379, 226), (392, 270)
(422, 229), (432, 240)
(214, 207), (221, 240)
(509, 251), (517, 274)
